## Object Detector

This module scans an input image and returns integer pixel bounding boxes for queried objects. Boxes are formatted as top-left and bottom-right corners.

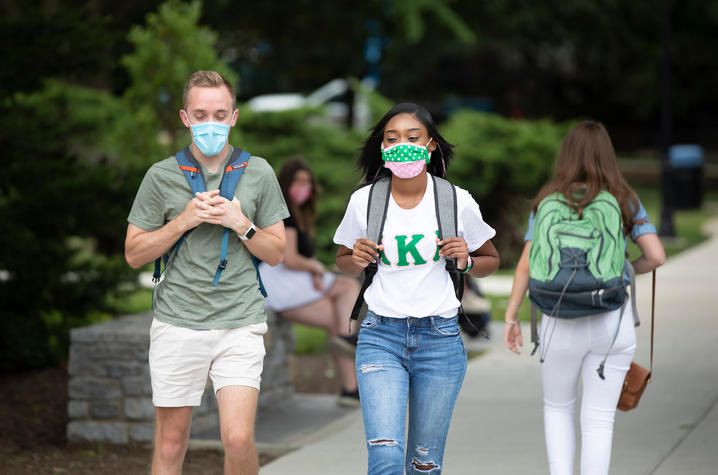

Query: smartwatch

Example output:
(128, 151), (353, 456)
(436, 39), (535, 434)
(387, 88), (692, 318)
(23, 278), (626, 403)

(239, 223), (256, 241)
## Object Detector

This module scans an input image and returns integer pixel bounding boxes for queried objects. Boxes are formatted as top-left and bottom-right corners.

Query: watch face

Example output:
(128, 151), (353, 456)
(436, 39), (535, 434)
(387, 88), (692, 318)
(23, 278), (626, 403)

(245, 226), (256, 239)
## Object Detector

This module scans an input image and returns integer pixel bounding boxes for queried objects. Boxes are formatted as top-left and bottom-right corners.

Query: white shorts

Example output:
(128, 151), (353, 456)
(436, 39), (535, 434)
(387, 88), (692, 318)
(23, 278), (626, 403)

(259, 262), (336, 312)
(149, 318), (267, 407)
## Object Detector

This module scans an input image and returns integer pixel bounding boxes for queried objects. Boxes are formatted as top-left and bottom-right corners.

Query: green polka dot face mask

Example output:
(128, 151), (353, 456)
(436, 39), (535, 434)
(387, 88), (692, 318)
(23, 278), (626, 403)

(381, 141), (432, 179)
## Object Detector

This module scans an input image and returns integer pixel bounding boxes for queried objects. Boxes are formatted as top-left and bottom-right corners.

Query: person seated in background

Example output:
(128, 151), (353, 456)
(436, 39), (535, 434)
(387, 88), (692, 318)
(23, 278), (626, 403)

(259, 157), (361, 407)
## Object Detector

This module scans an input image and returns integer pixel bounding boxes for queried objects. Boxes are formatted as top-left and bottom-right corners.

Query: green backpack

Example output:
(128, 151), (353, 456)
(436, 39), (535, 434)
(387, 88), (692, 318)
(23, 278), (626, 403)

(528, 191), (638, 378)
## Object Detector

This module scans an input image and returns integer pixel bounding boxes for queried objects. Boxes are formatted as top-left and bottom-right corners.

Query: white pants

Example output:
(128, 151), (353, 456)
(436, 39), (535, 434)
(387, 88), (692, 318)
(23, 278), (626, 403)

(540, 301), (636, 475)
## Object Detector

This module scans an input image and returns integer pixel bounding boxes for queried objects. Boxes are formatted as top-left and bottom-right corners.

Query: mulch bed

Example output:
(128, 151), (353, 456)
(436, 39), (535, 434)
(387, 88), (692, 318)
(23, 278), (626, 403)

(0, 354), (338, 474)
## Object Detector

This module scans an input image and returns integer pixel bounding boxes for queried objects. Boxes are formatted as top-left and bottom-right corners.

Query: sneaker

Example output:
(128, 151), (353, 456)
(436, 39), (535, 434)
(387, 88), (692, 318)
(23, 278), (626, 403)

(337, 389), (361, 408)
(328, 334), (358, 358)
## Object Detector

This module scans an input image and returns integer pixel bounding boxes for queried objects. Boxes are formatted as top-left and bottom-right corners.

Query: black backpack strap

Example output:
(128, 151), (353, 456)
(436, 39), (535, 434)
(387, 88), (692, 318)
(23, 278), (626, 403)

(349, 177), (391, 321)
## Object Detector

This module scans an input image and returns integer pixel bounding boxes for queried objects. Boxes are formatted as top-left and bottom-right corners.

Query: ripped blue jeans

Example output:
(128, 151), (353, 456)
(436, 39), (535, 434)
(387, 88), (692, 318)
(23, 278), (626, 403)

(356, 311), (467, 475)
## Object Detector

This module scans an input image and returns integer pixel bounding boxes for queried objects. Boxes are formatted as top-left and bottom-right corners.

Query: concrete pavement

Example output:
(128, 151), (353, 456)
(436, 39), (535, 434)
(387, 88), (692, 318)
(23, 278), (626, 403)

(257, 219), (718, 474)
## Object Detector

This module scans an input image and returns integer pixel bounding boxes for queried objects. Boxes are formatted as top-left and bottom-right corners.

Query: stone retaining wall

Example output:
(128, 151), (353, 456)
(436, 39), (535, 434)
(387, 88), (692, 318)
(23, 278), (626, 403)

(67, 310), (293, 443)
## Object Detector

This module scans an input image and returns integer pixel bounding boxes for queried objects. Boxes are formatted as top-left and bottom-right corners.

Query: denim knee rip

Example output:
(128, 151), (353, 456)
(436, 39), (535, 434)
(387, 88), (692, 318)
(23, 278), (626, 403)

(410, 456), (440, 473)
(359, 364), (384, 373)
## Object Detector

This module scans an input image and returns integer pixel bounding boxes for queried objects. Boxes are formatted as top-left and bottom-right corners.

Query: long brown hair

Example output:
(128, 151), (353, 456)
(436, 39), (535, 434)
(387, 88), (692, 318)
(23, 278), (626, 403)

(277, 156), (319, 235)
(533, 121), (639, 234)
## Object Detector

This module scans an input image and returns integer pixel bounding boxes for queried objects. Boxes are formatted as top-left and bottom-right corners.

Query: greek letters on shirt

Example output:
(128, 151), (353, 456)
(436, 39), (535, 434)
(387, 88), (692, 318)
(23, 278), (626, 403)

(333, 177), (495, 318)
(379, 230), (442, 267)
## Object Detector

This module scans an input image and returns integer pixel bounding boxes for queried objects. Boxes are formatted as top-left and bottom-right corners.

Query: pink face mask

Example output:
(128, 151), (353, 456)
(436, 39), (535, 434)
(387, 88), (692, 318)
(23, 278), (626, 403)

(381, 139), (432, 179)
(384, 160), (426, 179)
(288, 183), (312, 205)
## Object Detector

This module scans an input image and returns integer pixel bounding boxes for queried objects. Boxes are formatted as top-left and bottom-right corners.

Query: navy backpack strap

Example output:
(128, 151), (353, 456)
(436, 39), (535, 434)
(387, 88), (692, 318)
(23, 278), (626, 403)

(152, 236), (185, 283)
(251, 255), (268, 297)
(218, 148), (250, 200)
(176, 147), (206, 195)
(154, 147), (266, 295)
(211, 148), (266, 293)
(153, 147), (206, 283)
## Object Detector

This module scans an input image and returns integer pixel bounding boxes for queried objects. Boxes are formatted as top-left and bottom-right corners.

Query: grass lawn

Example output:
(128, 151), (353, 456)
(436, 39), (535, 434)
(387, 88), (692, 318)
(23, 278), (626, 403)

(626, 186), (718, 261)
(293, 324), (330, 355)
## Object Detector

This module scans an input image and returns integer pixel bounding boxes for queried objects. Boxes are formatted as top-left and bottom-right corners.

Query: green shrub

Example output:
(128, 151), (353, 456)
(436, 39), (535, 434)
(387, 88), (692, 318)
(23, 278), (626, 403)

(442, 111), (572, 265)
(232, 107), (366, 264)
(0, 86), (139, 371)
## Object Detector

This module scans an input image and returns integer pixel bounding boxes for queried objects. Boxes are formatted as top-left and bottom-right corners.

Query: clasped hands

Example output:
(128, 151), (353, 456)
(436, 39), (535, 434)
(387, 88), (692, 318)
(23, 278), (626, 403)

(180, 189), (251, 235)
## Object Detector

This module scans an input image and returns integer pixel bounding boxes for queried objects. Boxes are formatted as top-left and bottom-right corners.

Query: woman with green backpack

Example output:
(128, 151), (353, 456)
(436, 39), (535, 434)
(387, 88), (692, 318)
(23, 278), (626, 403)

(504, 121), (665, 475)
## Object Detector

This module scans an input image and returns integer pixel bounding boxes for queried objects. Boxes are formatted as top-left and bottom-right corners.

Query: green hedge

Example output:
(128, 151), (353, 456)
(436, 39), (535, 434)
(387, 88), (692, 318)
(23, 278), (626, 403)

(443, 111), (572, 265)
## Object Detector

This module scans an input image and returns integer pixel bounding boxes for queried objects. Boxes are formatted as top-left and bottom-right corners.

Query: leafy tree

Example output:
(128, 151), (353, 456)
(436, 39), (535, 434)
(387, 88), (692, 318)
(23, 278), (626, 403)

(0, 84), (138, 372)
(121, 0), (238, 155)
(0, 3), (115, 97)
(388, 0), (476, 45)
(0, 0), (241, 371)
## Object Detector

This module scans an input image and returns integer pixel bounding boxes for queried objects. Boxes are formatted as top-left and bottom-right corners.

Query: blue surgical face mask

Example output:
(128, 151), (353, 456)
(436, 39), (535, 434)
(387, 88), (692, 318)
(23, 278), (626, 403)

(185, 112), (233, 157)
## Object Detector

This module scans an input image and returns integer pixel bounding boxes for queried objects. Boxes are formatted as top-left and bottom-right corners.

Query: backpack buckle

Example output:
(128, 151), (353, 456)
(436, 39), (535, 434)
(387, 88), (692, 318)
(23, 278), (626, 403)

(218, 259), (227, 271)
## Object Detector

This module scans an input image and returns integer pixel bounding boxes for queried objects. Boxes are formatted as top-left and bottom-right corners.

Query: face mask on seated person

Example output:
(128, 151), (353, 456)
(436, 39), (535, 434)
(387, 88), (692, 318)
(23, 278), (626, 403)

(381, 140), (432, 179)
(289, 183), (312, 206)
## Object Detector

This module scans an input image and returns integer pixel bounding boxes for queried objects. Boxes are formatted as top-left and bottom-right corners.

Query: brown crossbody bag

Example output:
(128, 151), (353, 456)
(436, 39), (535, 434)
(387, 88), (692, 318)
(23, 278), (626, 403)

(617, 270), (655, 411)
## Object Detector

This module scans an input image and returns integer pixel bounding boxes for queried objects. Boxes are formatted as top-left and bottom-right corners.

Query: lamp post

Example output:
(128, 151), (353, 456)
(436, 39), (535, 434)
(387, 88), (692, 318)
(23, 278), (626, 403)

(658, 0), (676, 237)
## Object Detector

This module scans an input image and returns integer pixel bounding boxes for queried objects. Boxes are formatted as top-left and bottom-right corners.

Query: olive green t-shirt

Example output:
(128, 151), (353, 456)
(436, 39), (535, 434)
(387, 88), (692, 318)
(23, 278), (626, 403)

(127, 147), (289, 330)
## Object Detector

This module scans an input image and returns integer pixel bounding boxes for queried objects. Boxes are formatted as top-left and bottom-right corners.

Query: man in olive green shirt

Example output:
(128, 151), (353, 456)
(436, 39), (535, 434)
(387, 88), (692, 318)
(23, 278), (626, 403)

(125, 71), (288, 475)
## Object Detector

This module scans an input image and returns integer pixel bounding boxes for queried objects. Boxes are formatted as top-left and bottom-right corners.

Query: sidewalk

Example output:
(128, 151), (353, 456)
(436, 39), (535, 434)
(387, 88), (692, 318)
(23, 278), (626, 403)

(256, 220), (718, 474)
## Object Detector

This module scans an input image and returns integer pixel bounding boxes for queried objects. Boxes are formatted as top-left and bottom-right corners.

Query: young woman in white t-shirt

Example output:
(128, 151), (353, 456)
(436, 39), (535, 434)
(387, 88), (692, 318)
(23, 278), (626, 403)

(334, 103), (500, 474)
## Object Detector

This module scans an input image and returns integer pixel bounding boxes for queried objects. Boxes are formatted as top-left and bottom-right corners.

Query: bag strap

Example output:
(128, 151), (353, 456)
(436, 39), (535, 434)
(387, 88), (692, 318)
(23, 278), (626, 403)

(626, 260), (640, 326)
(366, 177), (392, 245)
(349, 178), (391, 321)
(218, 148), (251, 200)
(530, 303), (539, 355)
(649, 269), (655, 377)
(176, 147), (206, 194)
(152, 147), (205, 282)
(153, 147), (266, 295)
(212, 148), (251, 287)
(432, 175), (463, 301)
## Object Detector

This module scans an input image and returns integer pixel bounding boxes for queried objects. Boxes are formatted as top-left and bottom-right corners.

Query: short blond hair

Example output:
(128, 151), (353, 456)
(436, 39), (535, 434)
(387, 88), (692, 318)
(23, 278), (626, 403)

(183, 70), (236, 109)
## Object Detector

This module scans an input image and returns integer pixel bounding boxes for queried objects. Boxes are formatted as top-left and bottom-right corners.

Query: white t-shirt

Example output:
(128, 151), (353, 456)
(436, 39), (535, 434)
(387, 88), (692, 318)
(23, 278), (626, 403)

(334, 176), (495, 318)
